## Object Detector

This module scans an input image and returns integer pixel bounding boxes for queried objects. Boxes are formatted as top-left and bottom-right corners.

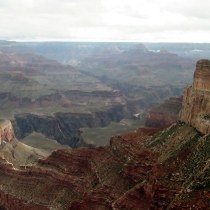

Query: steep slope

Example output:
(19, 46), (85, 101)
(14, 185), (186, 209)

(0, 60), (208, 209)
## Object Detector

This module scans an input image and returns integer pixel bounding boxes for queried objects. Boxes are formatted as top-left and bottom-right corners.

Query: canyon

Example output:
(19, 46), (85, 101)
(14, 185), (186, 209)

(0, 60), (208, 209)
(0, 43), (194, 148)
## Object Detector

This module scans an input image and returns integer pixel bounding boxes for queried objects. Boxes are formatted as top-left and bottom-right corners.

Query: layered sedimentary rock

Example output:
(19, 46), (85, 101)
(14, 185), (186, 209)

(145, 96), (182, 128)
(179, 59), (210, 134)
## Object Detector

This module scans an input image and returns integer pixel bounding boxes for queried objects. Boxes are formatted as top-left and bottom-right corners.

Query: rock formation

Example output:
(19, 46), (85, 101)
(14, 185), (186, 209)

(179, 59), (210, 134)
(0, 120), (14, 143)
(0, 120), (48, 167)
(145, 96), (182, 128)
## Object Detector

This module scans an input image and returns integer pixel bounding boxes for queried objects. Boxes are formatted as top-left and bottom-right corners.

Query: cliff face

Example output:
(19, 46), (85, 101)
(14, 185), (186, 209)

(179, 59), (210, 134)
(145, 96), (182, 128)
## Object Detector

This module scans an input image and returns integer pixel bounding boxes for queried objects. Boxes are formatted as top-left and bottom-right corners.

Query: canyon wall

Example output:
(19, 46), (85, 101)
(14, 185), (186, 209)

(179, 59), (210, 134)
(12, 103), (137, 148)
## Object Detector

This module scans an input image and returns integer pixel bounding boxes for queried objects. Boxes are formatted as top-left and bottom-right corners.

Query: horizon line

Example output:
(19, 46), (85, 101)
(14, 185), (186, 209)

(2, 39), (209, 44)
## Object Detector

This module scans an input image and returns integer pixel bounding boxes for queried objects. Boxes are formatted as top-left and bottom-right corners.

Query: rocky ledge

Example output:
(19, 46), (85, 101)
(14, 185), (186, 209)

(179, 59), (210, 134)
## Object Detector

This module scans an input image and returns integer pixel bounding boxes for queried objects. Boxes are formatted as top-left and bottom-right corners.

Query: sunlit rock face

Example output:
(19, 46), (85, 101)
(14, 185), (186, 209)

(179, 59), (210, 134)
(0, 120), (14, 143)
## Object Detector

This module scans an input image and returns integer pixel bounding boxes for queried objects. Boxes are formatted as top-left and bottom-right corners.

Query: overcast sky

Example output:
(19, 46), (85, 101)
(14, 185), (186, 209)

(0, 0), (210, 42)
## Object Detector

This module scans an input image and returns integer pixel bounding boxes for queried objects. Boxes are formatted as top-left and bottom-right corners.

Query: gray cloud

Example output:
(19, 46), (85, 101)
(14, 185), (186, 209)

(0, 0), (209, 42)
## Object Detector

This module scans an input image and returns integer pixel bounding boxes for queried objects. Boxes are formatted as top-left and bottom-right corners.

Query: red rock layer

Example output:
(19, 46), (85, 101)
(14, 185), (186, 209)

(0, 127), (160, 209)
(145, 97), (182, 128)
(0, 123), (208, 209)
(68, 124), (210, 210)
(179, 59), (210, 134)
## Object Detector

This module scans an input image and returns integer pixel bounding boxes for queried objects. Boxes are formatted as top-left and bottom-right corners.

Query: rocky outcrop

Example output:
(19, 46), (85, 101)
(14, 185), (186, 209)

(179, 59), (210, 134)
(0, 120), (14, 143)
(0, 120), (45, 167)
(145, 96), (182, 128)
